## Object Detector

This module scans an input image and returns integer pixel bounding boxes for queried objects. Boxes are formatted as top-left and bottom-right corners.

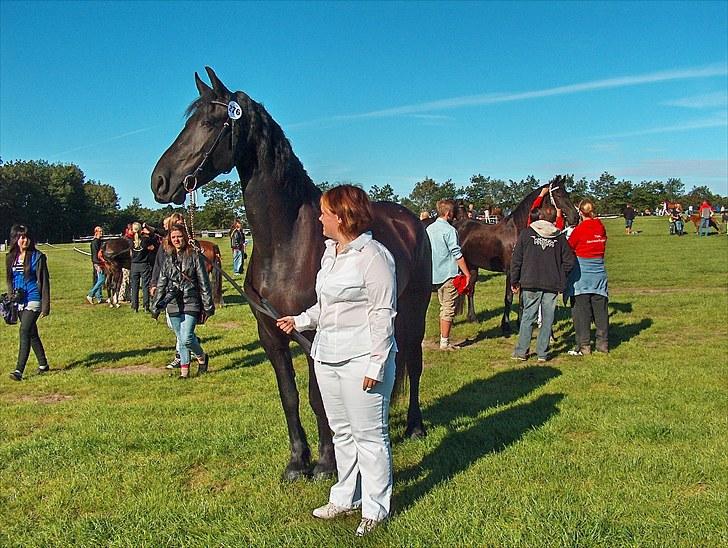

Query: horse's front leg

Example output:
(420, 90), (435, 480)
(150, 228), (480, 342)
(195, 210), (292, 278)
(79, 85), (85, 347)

(258, 319), (312, 481)
(305, 350), (336, 479)
(466, 267), (478, 322)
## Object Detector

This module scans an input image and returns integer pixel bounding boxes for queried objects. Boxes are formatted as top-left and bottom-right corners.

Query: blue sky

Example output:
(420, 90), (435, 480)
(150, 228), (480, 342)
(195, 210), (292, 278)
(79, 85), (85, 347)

(1, 1), (726, 207)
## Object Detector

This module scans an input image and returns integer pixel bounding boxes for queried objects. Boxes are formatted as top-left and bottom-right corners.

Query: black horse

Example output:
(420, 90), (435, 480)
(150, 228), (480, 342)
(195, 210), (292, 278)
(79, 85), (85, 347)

(455, 178), (579, 333)
(151, 67), (431, 480)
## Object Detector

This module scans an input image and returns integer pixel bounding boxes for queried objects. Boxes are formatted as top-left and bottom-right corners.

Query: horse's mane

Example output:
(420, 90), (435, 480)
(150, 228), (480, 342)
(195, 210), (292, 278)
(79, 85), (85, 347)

(504, 185), (546, 226)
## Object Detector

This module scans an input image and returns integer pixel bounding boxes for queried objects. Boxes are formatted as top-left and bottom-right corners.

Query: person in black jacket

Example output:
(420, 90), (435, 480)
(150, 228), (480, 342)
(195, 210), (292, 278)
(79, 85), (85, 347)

(153, 223), (215, 378)
(151, 213), (185, 369)
(6, 224), (51, 381)
(129, 222), (154, 312)
(510, 205), (575, 362)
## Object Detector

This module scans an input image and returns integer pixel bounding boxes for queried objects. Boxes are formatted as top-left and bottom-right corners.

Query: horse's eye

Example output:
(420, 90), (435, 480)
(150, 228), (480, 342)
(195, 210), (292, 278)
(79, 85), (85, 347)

(201, 120), (213, 129)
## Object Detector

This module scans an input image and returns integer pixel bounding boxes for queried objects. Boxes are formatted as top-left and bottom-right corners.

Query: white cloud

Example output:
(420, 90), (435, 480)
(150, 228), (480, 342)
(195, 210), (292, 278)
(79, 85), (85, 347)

(622, 158), (727, 179)
(332, 63), (728, 120)
(593, 112), (727, 139)
(49, 126), (157, 158)
(662, 91), (728, 109)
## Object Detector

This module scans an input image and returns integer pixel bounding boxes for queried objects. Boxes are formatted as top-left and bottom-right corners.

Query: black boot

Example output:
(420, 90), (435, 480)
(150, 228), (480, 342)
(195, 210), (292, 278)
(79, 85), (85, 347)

(198, 354), (209, 375)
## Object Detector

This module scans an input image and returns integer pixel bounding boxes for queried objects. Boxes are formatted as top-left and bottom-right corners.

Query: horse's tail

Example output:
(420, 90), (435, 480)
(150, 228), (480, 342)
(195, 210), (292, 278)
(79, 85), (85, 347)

(212, 244), (224, 306)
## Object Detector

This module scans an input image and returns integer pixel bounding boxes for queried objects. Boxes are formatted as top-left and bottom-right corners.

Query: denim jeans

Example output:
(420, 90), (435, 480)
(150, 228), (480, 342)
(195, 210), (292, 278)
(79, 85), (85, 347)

(514, 290), (557, 359)
(88, 265), (106, 301)
(699, 217), (710, 236)
(168, 313), (204, 364)
(232, 249), (243, 274)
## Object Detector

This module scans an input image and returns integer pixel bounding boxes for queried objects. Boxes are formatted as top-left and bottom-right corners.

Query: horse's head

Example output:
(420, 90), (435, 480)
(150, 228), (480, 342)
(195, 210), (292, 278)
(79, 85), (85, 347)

(547, 175), (580, 226)
(152, 67), (256, 205)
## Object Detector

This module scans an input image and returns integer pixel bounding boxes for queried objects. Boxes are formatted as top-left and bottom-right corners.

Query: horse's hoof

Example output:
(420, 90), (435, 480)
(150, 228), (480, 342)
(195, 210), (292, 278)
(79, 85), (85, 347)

(405, 424), (427, 439)
(312, 464), (336, 481)
(282, 466), (311, 482)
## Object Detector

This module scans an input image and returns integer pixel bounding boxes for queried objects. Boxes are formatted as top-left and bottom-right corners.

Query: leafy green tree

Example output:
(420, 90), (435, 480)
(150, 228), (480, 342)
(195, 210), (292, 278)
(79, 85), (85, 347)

(664, 178), (685, 201)
(0, 159), (88, 242)
(84, 181), (119, 231)
(684, 185), (719, 207)
(368, 184), (400, 203)
(405, 177), (461, 215)
(196, 179), (246, 229)
(316, 181), (332, 193)
(589, 172), (616, 211)
(570, 176), (591, 205)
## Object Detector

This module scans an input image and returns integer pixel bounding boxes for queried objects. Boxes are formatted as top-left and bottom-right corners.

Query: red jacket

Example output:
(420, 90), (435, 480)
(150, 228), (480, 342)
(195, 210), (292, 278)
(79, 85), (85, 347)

(568, 218), (607, 259)
(528, 194), (565, 230)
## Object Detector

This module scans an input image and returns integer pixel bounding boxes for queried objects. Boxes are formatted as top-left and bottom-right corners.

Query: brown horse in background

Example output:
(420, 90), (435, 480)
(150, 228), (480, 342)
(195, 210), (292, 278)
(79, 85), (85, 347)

(455, 177), (579, 334)
(688, 214), (722, 234)
(100, 238), (224, 307)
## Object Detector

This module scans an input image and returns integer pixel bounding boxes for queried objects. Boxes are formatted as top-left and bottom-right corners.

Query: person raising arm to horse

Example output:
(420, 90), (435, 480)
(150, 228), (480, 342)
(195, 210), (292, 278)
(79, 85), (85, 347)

(276, 185), (397, 537)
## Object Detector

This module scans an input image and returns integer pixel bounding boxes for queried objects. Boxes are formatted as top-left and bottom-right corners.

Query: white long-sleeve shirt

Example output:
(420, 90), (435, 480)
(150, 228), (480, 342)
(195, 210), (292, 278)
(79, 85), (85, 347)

(293, 231), (398, 381)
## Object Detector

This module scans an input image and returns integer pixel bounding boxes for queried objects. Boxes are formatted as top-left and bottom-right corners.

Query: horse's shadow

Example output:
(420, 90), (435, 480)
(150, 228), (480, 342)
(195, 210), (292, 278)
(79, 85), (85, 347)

(393, 367), (563, 511)
(391, 366), (560, 443)
(211, 342), (306, 372)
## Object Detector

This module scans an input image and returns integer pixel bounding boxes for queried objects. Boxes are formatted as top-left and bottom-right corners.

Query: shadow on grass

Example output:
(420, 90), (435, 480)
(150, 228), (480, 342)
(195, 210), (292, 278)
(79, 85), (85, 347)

(64, 336), (222, 370)
(395, 369), (563, 511)
(212, 340), (307, 372)
(391, 366), (560, 443)
(551, 315), (652, 353)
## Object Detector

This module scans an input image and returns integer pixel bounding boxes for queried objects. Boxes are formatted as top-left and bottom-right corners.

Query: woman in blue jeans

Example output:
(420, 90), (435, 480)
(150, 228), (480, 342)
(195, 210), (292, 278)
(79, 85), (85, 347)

(153, 224), (215, 378)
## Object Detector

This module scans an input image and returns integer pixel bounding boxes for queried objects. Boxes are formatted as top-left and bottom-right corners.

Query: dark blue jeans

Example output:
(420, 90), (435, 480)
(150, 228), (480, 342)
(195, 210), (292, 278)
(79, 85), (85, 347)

(514, 290), (557, 360)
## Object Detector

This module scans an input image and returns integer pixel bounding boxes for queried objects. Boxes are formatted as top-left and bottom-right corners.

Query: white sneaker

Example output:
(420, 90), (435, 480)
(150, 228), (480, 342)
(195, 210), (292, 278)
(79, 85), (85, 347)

(355, 517), (386, 537)
(312, 502), (360, 520)
(439, 343), (458, 351)
(86, 295), (94, 305)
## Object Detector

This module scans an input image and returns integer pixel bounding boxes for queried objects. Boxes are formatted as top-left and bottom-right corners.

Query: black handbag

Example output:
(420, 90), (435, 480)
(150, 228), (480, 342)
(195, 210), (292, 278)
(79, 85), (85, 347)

(0, 293), (18, 325)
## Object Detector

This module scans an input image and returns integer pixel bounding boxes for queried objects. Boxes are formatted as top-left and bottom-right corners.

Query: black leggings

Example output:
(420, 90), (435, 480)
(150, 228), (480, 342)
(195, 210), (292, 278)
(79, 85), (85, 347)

(17, 309), (48, 373)
(130, 265), (151, 311)
(571, 294), (609, 350)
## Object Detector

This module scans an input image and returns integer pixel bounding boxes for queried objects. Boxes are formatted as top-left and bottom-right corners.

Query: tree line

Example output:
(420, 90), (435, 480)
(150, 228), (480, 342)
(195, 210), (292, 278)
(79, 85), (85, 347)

(2, 159), (724, 243)
(354, 173), (725, 217)
(0, 159), (245, 243)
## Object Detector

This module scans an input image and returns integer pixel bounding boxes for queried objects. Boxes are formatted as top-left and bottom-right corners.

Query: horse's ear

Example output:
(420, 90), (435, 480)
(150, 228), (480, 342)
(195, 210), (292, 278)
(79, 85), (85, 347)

(195, 72), (212, 96)
(205, 66), (231, 97)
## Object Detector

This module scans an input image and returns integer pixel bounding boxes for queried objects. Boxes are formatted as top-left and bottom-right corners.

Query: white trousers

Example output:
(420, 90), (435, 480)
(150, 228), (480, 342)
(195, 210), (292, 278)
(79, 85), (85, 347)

(315, 351), (395, 521)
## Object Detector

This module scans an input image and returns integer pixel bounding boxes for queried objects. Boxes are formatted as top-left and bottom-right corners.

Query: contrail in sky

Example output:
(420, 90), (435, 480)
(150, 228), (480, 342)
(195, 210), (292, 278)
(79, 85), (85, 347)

(290, 64), (728, 127)
(49, 126), (157, 158)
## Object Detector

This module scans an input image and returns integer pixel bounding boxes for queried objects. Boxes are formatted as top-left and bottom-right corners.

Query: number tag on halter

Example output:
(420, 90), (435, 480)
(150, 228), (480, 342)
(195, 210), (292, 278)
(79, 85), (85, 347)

(228, 101), (242, 120)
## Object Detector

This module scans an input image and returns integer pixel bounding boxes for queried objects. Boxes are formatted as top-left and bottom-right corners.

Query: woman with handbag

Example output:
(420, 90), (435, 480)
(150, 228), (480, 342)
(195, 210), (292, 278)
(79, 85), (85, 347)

(6, 224), (51, 381)
(153, 223), (215, 379)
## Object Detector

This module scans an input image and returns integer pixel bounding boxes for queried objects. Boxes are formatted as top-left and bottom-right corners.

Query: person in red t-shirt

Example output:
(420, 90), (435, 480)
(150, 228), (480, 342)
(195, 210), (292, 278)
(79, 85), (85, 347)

(566, 200), (609, 355)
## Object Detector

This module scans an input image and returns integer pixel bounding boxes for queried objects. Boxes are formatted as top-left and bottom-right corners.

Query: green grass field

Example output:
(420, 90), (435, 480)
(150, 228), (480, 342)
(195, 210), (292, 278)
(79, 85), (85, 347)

(1, 217), (726, 547)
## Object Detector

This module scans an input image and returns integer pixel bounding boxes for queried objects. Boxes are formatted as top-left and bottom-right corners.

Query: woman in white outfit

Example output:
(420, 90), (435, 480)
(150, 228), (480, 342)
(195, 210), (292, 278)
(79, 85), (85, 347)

(277, 185), (397, 538)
